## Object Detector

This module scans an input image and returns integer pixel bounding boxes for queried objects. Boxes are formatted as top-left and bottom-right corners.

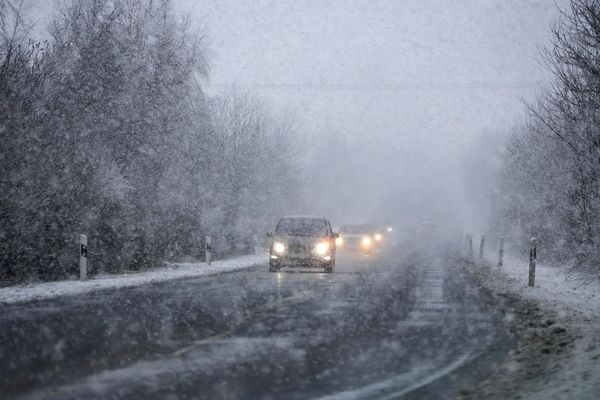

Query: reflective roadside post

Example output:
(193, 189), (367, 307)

(205, 236), (212, 266)
(468, 235), (473, 258)
(253, 234), (259, 255)
(498, 236), (505, 268)
(80, 234), (88, 281)
(479, 235), (486, 260)
(528, 237), (537, 287)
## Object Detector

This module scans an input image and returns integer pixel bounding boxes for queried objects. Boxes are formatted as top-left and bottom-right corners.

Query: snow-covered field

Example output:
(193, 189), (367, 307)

(457, 253), (600, 400)
(0, 254), (266, 305)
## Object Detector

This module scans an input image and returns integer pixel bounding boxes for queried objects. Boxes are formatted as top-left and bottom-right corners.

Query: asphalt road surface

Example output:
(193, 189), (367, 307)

(0, 245), (512, 399)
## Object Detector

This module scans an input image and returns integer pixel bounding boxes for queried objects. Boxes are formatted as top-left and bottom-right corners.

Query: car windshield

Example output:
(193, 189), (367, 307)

(276, 218), (328, 236)
(339, 225), (376, 234)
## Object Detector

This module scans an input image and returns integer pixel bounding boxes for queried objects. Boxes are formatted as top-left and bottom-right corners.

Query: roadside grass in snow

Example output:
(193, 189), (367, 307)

(0, 254), (266, 305)
(454, 252), (600, 400)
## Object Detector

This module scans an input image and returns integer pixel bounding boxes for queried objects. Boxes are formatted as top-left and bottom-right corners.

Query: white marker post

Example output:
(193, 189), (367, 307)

(205, 236), (212, 266)
(498, 236), (505, 268)
(80, 234), (88, 280)
(528, 237), (537, 287)
(253, 234), (259, 255)
(464, 234), (470, 254)
(479, 235), (486, 260)
(468, 235), (473, 257)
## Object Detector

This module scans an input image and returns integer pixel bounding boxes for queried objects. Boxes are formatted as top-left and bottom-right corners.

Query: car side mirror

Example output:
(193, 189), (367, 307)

(332, 232), (339, 239)
(266, 232), (273, 238)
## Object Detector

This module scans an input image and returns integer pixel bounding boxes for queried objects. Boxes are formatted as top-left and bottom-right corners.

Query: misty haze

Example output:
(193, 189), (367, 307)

(1, 0), (600, 399)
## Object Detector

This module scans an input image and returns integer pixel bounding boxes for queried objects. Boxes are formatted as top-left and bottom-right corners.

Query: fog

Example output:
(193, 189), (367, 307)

(6, 3), (600, 398)
(25, 0), (562, 233)
(174, 0), (563, 233)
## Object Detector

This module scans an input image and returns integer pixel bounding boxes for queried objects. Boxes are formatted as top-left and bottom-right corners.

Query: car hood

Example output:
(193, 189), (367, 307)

(340, 233), (369, 238)
(274, 235), (327, 246)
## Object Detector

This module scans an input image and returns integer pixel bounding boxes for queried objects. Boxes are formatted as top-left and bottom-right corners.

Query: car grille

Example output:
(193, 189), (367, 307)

(345, 237), (360, 245)
(288, 243), (311, 253)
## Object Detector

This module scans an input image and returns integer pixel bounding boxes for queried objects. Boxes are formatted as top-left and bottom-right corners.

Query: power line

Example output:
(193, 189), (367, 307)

(204, 81), (547, 91)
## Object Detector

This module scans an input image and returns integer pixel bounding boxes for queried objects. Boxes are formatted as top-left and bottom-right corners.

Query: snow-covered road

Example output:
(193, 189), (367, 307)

(0, 245), (512, 399)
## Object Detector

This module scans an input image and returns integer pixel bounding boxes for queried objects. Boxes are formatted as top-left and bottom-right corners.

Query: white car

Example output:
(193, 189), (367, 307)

(336, 224), (383, 255)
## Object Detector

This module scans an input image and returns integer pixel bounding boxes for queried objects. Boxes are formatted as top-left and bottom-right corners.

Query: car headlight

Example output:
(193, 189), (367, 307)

(361, 236), (371, 247)
(386, 226), (393, 232)
(374, 233), (382, 241)
(273, 242), (285, 254)
(315, 242), (329, 256)
(335, 237), (343, 245)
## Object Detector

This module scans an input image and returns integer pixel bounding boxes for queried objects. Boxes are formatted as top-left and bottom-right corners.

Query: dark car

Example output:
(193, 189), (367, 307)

(268, 216), (338, 273)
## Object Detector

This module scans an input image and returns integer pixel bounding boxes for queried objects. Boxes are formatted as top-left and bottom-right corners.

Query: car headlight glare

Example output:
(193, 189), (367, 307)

(315, 242), (329, 256)
(361, 237), (371, 247)
(374, 233), (382, 241)
(273, 242), (285, 254)
(335, 237), (343, 245)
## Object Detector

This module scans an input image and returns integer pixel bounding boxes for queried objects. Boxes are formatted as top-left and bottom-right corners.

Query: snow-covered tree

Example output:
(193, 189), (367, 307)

(0, 0), (303, 282)
(497, 0), (600, 274)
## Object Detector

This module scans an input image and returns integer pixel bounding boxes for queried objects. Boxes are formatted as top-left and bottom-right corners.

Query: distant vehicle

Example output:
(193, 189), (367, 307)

(268, 216), (338, 273)
(336, 224), (384, 255)
(417, 220), (441, 238)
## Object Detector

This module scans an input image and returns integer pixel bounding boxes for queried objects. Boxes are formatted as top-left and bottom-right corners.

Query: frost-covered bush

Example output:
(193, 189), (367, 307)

(496, 0), (600, 274)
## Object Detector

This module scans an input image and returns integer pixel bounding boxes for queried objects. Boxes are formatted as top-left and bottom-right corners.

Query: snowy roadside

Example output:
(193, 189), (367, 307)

(454, 253), (600, 400)
(0, 254), (266, 305)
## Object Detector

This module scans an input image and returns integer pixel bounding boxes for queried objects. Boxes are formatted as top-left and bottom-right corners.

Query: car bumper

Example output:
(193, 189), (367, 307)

(270, 254), (333, 268)
(338, 244), (374, 253)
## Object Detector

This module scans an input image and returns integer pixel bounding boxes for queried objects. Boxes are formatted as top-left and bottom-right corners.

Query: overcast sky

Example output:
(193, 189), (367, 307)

(176, 0), (564, 227)
(28, 0), (566, 229)
(182, 0), (560, 137)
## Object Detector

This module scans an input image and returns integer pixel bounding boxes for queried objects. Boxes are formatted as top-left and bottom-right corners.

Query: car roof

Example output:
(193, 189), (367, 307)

(279, 215), (328, 220)
(340, 223), (377, 228)
(339, 224), (379, 233)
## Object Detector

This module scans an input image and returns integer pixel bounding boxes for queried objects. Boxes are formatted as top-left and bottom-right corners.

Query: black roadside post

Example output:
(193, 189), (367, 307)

(498, 236), (505, 268)
(528, 237), (537, 287)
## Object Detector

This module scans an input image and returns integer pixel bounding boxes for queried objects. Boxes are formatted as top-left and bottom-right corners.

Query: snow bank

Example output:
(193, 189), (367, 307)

(455, 253), (600, 400)
(0, 254), (266, 305)
(496, 255), (600, 318)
